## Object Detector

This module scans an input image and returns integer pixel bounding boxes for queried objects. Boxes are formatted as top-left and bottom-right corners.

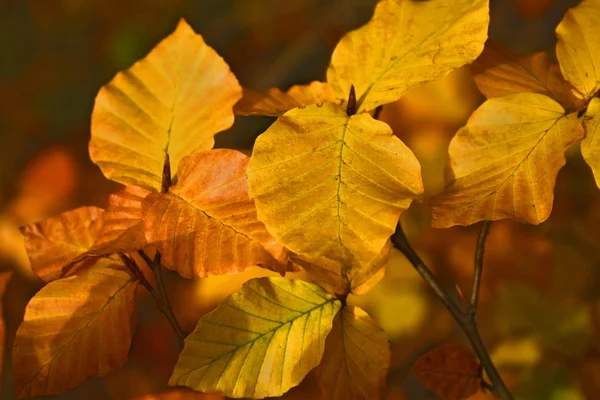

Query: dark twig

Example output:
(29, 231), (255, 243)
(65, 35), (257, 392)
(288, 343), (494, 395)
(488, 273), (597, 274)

(372, 105), (383, 120)
(346, 84), (357, 116)
(161, 153), (172, 194)
(471, 221), (491, 310)
(391, 223), (513, 400)
(136, 250), (186, 347)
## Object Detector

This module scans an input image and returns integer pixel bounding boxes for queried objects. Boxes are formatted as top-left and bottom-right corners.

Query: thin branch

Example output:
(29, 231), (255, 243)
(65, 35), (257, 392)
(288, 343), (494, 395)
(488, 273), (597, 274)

(471, 221), (491, 310)
(391, 223), (513, 400)
(372, 105), (383, 120)
(136, 250), (186, 347)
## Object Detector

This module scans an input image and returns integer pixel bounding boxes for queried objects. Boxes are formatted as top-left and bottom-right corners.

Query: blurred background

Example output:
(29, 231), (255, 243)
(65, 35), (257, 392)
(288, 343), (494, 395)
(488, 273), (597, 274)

(1, 0), (599, 399)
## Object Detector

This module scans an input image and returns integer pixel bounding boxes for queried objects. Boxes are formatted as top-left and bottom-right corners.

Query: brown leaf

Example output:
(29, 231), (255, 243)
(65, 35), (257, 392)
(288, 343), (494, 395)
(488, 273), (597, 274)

(143, 149), (288, 278)
(471, 41), (583, 111)
(20, 206), (104, 282)
(412, 344), (482, 400)
(87, 186), (150, 256)
(234, 81), (337, 116)
(0, 271), (11, 388)
(12, 262), (137, 398)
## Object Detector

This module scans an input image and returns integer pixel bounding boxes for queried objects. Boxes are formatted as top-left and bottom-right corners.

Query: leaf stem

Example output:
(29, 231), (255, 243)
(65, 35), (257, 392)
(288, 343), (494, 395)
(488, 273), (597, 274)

(136, 251), (186, 347)
(471, 221), (491, 310)
(391, 223), (513, 400)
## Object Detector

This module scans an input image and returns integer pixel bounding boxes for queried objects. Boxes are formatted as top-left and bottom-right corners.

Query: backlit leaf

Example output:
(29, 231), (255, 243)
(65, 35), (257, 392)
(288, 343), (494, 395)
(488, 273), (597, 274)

(20, 206), (104, 282)
(412, 344), (482, 400)
(327, 0), (489, 111)
(234, 81), (337, 116)
(143, 149), (288, 278)
(248, 103), (423, 286)
(556, 0), (600, 99)
(581, 98), (600, 188)
(316, 306), (390, 400)
(12, 263), (137, 398)
(131, 388), (223, 399)
(89, 19), (242, 191)
(169, 277), (340, 398)
(471, 41), (582, 110)
(87, 185), (150, 256)
(431, 93), (583, 227)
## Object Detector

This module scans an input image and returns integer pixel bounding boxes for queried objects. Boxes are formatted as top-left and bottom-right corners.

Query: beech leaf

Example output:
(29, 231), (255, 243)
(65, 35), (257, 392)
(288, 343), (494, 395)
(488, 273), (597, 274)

(327, 0), (489, 112)
(412, 344), (482, 400)
(20, 206), (104, 283)
(169, 277), (340, 398)
(234, 81), (337, 116)
(316, 306), (390, 400)
(12, 263), (137, 398)
(248, 103), (422, 286)
(582, 98), (600, 189)
(431, 93), (583, 227)
(89, 19), (242, 191)
(556, 0), (600, 99)
(471, 41), (582, 111)
(143, 149), (288, 278)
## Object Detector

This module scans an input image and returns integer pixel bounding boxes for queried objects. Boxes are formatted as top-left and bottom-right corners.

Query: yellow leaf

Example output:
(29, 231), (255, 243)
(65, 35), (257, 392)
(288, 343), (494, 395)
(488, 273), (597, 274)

(89, 19), (242, 191)
(12, 263), (137, 398)
(471, 41), (582, 111)
(327, 0), (489, 112)
(315, 306), (390, 400)
(248, 103), (423, 286)
(143, 149), (288, 278)
(20, 206), (104, 282)
(87, 186), (150, 256)
(169, 277), (341, 398)
(581, 98), (600, 188)
(556, 0), (600, 99)
(234, 81), (337, 116)
(431, 93), (583, 227)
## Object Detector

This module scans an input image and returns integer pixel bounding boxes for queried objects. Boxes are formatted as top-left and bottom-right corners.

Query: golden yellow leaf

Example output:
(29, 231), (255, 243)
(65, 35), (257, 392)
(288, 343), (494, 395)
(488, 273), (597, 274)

(327, 0), (489, 112)
(20, 206), (104, 282)
(248, 103), (422, 285)
(471, 41), (582, 110)
(234, 81), (337, 116)
(556, 0), (600, 99)
(169, 277), (341, 398)
(581, 98), (600, 188)
(89, 19), (242, 191)
(315, 306), (390, 400)
(291, 240), (391, 295)
(87, 186), (150, 256)
(431, 93), (583, 227)
(12, 263), (137, 398)
(143, 149), (287, 278)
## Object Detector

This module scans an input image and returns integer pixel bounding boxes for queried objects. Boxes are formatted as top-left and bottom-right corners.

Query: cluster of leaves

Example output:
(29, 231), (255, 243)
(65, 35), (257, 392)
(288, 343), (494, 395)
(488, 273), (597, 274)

(12, 0), (600, 398)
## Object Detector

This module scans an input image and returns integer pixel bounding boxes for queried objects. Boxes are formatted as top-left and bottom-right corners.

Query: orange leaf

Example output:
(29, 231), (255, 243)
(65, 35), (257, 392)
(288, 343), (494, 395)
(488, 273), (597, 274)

(143, 149), (288, 278)
(20, 206), (104, 282)
(234, 81), (337, 116)
(413, 344), (482, 400)
(87, 186), (150, 256)
(12, 263), (138, 398)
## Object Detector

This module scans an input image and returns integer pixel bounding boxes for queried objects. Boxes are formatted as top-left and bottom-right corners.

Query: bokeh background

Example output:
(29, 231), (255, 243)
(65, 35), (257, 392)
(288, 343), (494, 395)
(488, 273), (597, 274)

(1, 0), (599, 399)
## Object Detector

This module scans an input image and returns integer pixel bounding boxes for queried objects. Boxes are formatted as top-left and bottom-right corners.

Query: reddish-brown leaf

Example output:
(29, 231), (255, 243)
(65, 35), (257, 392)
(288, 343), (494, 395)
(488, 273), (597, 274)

(413, 344), (482, 400)
(12, 262), (137, 398)
(20, 206), (104, 282)
(143, 149), (288, 278)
